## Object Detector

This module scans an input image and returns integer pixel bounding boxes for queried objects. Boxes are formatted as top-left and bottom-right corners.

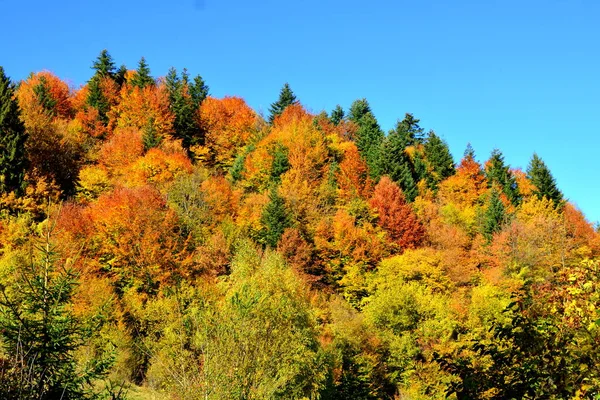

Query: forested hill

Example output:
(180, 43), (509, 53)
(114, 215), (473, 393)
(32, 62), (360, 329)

(1, 51), (599, 399)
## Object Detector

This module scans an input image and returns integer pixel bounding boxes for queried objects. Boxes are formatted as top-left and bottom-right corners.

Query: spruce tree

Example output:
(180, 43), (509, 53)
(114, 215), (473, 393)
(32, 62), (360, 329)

(379, 130), (418, 202)
(395, 113), (425, 146)
(166, 67), (208, 149)
(0, 67), (28, 195)
(142, 117), (162, 151)
(482, 188), (506, 242)
(91, 49), (116, 78)
(423, 131), (455, 191)
(33, 76), (57, 116)
(260, 187), (291, 248)
(348, 98), (384, 178)
(485, 149), (521, 205)
(130, 57), (154, 89)
(87, 50), (117, 125)
(268, 83), (298, 123)
(527, 153), (563, 205)
(270, 144), (290, 183)
(330, 105), (345, 126)
(0, 230), (114, 398)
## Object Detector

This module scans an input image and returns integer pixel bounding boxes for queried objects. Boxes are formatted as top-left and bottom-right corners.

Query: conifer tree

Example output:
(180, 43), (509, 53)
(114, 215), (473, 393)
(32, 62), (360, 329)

(527, 153), (563, 205)
(0, 229), (113, 398)
(130, 57), (154, 89)
(87, 50), (117, 125)
(348, 98), (384, 178)
(33, 76), (57, 116)
(0, 67), (28, 195)
(482, 188), (506, 242)
(268, 83), (298, 123)
(142, 116), (162, 151)
(395, 113), (425, 146)
(485, 149), (521, 205)
(91, 49), (116, 78)
(166, 67), (208, 148)
(379, 129), (418, 202)
(260, 187), (291, 248)
(423, 130), (455, 191)
(330, 105), (345, 125)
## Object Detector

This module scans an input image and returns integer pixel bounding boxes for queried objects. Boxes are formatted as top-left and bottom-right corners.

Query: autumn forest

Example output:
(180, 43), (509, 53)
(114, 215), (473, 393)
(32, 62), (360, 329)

(0, 51), (599, 399)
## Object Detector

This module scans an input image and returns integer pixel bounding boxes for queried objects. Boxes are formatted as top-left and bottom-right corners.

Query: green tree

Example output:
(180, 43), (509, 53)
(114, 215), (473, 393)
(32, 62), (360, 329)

(270, 143), (290, 183)
(482, 188), (505, 242)
(33, 76), (57, 117)
(423, 131), (455, 191)
(87, 50), (117, 125)
(379, 127), (418, 202)
(91, 49), (116, 78)
(526, 153), (563, 205)
(0, 67), (28, 195)
(330, 105), (345, 126)
(348, 98), (384, 178)
(166, 67), (208, 149)
(260, 187), (291, 248)
(268, 83), (298, 123)
(485, 149), (520, 205)
(0, 227), (114, 399)
(142, 116), (162, 151)
(394, 113), (424, 146)
(130, 57), (154, 89)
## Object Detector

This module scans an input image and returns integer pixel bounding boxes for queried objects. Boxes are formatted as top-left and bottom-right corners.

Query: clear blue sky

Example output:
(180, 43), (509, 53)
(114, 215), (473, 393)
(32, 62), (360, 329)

(3, 0), (599, 223)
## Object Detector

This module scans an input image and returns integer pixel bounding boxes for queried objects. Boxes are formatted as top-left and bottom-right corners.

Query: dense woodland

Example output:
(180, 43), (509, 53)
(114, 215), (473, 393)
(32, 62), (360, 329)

(0, 51), (599, 399)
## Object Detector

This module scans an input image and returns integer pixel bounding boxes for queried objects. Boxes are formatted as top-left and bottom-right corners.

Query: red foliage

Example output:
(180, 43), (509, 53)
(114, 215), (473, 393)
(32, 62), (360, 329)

(369, 176), (425, 250)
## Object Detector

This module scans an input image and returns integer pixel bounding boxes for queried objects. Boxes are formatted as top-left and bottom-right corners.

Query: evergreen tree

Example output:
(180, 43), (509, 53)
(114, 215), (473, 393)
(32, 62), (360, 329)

(464, 142), (476, 160)
(423, 130), (455, 191)
(268, 83), (298, 123)
(260, 187), (291, 248)
(0, 230), (114, 398)
(142, 116), (162, 151)
(0, 67), (28, 195)
(330, 105), (345, 126)
(527, 153), (563, 205)
(379, 130), (418, 202)
(114, 64), (128, 87)
(482, 188), (506, 242)
(270, 143), (290, 183)
(91, 49), (116, 78)
(395, 113), (425, 146)
(33, 76), (57, 116)
(166, 67), (208, 149)
(485, 149), (521, 205)
(130, 57), (154, 89)
(348, 98), (384, 178)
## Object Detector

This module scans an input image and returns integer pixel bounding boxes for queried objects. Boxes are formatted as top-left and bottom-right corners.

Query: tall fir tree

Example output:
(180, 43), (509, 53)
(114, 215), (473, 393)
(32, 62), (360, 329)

(348, 98), (384, 178)
(423, 130), (455, 191)
(482, 187), (506, 242)
(33, 76), (57, 116)
(166, 67), (208, 149)
(130, 57), (154, 89)
(268, 83), (298, 123)
(330, 105), (345, 126)
(527, 153), (563, 205)
(142, 116), (162, 151)
(395, 113), (425, 146)
(0, 67), (28, 195)
(260, 187), (291, 248)
(485, 149), (521, 205)
(379, 128), (418, 202)
(87, 50), (117, 125)
(0, 230), (114, 398)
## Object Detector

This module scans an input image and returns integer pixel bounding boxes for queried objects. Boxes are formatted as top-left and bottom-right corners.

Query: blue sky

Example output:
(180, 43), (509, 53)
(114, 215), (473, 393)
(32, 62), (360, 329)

(3, 0), (599, 223)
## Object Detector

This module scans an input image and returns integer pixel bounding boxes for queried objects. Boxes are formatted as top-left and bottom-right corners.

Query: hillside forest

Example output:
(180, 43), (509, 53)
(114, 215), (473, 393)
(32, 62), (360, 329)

(1, 51), (599, 399)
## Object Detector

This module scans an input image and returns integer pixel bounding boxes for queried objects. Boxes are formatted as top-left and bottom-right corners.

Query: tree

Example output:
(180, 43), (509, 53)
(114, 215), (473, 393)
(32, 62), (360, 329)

(423, 131), (455, 191)
(260, 187), (291, 248)
(370, 177), (424, 250)
(348, 99), (384, 178)
(0, 67), (27, 195)
(485, 149), (520, 205)
(130, 57), (154, 89)
(166, 67), (208, 149)
(526, 153), (563, 205)
(330, 105), (345, 125)
(0, 226), (114, 399)
(91, 49), (116, 78)
(269, 83), (298, 123)
(394, 113), (424, 146)
(482, 188), (506, 242)
(142, 116), (162, 151)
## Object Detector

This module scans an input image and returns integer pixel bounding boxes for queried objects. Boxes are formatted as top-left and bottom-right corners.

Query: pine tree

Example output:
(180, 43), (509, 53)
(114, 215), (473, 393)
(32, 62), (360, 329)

(482, 188), (506, 242)
(348, 98), (384, 178)
(0, 67), (28, 195)
(270, 143), (290, 183)
(130, 57), (154, 89)
(114, 64), (128, 87)
(91, 49), (116, 78)
(142, 116), (162, 151)
(485, 149), (521, 205)
(166, 67), (208, 149)
(260, 187), (291, 248)
(379, 130), (418, 202)
(33, 76), (57, 116)
(423, 130), (455, 191)
(395, 113), (425, 146)
(330, 105), (345, 125)
(0, 228), (114, 398)
(268, 83), (298, 123)
(527, 153), (563, 205)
